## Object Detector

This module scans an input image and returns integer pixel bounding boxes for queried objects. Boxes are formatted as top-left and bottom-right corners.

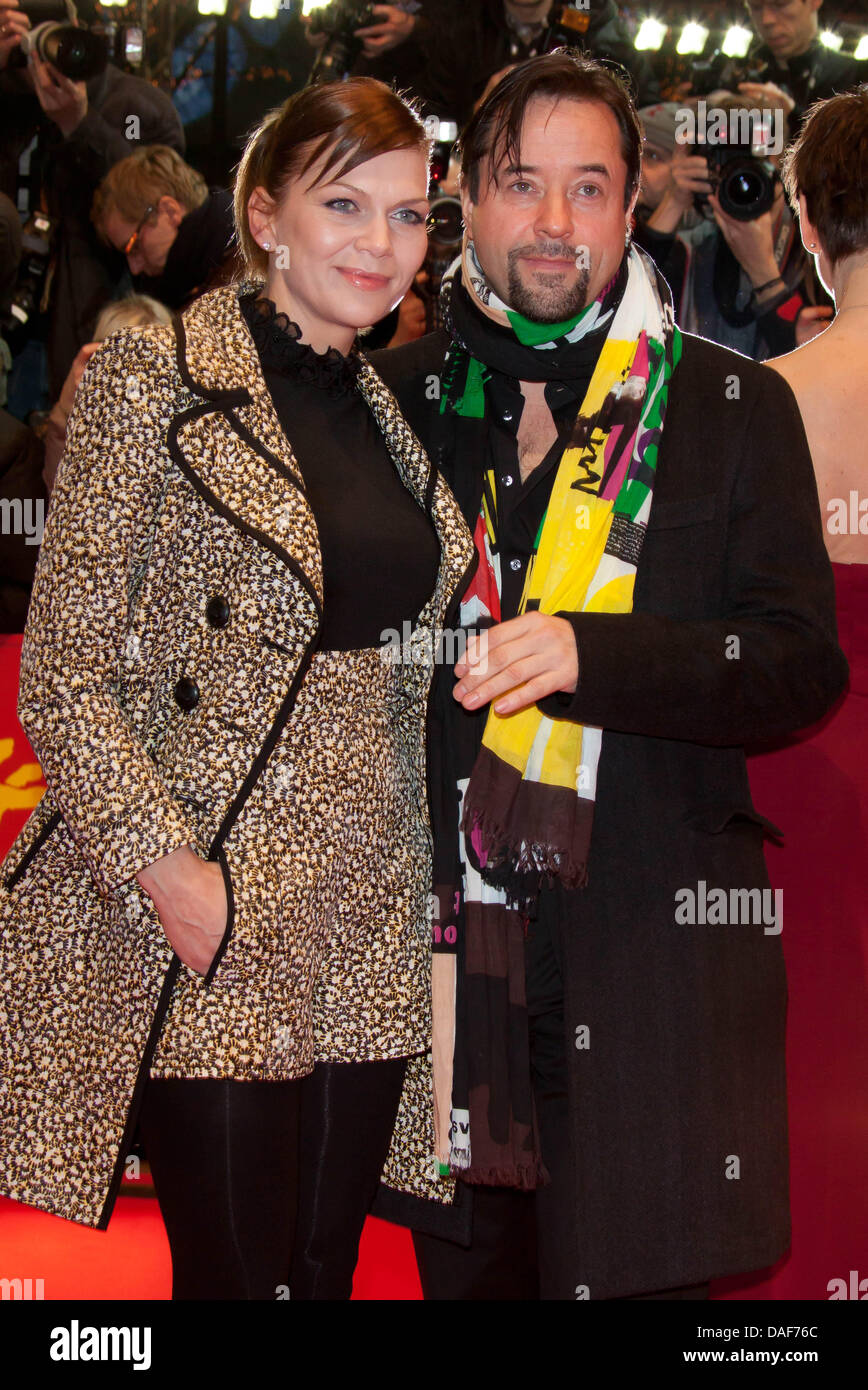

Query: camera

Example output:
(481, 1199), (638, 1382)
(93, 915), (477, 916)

(689, 52), (768, 100)
(692, 140), (778, 223)
(306, 0), (376, 86)
(10, 0), (108, 83)
(1, 210), (59, 347)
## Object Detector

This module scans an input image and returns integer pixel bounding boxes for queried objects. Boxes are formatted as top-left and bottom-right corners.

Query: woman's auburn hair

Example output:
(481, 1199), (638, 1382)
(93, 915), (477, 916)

(232, 77), (430, 281)
(781, 86), (868, 268)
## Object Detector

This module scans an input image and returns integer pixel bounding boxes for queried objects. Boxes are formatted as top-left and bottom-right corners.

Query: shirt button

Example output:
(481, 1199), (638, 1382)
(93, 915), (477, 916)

(503, 411), (513, 423)
(509, 558), (522, 571)
(501, 474), (514, 487)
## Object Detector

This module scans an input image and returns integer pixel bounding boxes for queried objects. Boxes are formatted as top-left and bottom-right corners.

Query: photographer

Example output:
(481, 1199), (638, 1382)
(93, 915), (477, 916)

(303, 1), (436, 97)
(703, 0), (863, 136)
(0, 0), (183, 416)
(633, 93), (833, 359)
(420, 0), (661, 127)
(91, 146), (239, 312)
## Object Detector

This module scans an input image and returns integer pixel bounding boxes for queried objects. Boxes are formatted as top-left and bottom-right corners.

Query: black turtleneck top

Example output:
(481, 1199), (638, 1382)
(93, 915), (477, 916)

(239, 291), (440, 651)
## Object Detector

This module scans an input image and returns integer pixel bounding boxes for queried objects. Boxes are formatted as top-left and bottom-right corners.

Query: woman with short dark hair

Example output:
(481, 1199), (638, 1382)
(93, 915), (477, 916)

(0, 77), (473, 1299)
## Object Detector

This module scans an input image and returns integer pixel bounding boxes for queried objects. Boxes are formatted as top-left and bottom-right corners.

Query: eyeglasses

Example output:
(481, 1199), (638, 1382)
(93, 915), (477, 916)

(123, 204), (156, 256)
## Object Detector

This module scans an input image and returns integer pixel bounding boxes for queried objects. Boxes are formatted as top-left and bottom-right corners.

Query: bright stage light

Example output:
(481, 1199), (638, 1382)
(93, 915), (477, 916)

(819, 29), (844, 52)
(676, 22), (708, 56)
(301, 0), (321, 14)
(856, 35), (868, 60)
(250, 0), (281, 14)
(197, 0), (228, 13)
(721, 25), (752, 59)
(634, 18), (667, 52)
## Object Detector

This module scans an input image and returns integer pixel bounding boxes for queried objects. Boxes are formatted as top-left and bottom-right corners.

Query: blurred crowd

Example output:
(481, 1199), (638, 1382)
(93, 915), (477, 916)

(1, 0), (866, 626)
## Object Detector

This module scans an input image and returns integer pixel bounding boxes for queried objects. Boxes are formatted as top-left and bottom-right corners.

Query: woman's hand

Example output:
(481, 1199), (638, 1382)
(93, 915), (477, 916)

(137, 844), (228, 976)
(453, 612), (579, 715)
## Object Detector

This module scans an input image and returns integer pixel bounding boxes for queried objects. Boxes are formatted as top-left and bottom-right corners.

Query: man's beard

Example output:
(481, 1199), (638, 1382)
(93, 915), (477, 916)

(504, 242), (591, 322)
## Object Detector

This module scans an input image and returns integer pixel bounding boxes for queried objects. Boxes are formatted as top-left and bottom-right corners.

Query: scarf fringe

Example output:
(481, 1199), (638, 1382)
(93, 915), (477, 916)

(452, 1159), (551, 1191)
(461, 797), (589, 908)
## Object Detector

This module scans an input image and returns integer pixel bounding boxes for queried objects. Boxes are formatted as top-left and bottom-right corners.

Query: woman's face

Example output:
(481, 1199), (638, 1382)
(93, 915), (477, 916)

(250, 142), (430, 353)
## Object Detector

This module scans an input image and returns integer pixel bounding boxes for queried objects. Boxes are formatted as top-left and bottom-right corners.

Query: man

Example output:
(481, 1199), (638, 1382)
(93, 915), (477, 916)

(736, 0), (862, 134)
(371, 52), (848, 1299)
(92, 146), (238, 311)
(0, 0), (184, 409)
(633, 93), (832, 358)
(419, 0), (660, 127)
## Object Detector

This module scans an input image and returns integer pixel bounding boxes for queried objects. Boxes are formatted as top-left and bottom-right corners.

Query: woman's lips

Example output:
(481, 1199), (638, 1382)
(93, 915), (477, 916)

(337, 267), (391, 291)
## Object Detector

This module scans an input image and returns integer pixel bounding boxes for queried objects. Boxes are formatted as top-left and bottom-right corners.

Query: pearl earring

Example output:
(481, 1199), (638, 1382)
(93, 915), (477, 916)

(262, 241), (272, 252)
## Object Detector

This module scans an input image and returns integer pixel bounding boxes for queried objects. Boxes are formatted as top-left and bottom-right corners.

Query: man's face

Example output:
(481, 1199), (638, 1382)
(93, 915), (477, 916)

(745, 0), (821, 60)
(461, 96), (635, 322)
(638, 141), (672, 211)
(101, 201), (181, 277)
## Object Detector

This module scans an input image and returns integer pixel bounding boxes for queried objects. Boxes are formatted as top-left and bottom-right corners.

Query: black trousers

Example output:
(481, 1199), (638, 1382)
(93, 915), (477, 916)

(137, 1056), (407, 1300)
(413, 893), (710, 1301)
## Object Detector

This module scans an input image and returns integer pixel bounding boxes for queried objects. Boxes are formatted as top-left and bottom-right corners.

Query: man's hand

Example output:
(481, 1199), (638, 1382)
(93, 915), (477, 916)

(137, 844), (229, 976)
(29, 48), (87, 136)
(453, 612), (579, 716)
(706, 191), (780, 287)
(736, 81), (795, 118)
(354, 5), (416, 58)
(646, 146), (712, 234)
(0, 0), (29, 71)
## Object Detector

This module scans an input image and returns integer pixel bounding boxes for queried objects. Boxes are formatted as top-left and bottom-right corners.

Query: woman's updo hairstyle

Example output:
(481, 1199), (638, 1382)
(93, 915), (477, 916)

(233, 77), (430, 281)
(781, 86), (868, 269)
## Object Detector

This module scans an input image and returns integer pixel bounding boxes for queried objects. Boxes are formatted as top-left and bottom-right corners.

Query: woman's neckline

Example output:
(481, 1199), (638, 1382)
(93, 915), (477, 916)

(239, 291), (362, 396)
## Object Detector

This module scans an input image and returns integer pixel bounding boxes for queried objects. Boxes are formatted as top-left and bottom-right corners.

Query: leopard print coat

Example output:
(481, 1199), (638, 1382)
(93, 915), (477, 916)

(0, 279), (473, 1229)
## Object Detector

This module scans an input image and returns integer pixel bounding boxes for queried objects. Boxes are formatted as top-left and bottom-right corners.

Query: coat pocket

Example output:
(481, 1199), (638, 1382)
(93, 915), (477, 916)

(683, 803), (784, 839)
(201, 842), (236, 987)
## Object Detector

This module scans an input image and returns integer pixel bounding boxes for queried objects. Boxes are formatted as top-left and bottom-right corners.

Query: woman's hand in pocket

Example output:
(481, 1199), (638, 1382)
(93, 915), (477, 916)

(137, 845), (228, 975)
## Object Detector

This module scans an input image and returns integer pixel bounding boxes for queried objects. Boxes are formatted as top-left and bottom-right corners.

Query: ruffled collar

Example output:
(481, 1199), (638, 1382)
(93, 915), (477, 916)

(239, 291), (362, 397)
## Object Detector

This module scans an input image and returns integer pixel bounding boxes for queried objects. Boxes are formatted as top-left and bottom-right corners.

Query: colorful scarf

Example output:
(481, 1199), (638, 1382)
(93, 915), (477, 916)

(432, 236), (682, 1185)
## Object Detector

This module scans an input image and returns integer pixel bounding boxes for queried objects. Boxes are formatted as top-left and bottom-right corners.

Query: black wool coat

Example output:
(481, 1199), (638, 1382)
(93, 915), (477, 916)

(370, 328), (849, 1299)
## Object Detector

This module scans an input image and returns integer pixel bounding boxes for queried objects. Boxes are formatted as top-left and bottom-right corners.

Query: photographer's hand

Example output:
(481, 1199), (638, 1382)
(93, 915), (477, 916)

(646, 147), (711, 234)
(0, 0), (28, 71)
(707, 191), (781, 289)
(29, 49), (87, 136)
(736, 82), (795, 119)
(354, 5), (416, 58)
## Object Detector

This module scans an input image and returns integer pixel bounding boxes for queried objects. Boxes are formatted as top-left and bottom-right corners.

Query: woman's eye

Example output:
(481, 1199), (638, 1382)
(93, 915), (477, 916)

(325, 198), (357, 213)
(393, 208), (425, 225)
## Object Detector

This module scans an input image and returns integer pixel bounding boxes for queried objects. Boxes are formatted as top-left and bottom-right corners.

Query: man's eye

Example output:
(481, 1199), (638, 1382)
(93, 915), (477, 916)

(510, 181), (534, 194)
(578, 185), (601, 198)
(325, 198), (357, 213)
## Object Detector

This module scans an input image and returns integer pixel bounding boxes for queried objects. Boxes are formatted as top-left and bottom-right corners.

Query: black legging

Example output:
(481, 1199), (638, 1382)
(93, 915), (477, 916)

(137, 1057), (407, 1300)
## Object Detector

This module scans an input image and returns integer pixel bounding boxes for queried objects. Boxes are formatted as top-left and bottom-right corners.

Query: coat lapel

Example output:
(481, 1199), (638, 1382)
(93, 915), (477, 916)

(170, 279), (474, 628)
(168, 280), (324, 610)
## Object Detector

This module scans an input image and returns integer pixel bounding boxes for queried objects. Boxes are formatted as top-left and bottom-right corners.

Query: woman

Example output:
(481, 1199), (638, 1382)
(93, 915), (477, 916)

(0, 78), (473, 1299)
(752, 88), (868, 1295)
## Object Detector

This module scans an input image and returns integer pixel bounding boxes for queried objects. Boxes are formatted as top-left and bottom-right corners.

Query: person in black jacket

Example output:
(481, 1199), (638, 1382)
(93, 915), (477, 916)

(737, 0), (863, 134)
(419, 0), (660, 127)
(0, 0), (184, 411)
(370, 51), (848, 1300)
(91, 146), (239, 311)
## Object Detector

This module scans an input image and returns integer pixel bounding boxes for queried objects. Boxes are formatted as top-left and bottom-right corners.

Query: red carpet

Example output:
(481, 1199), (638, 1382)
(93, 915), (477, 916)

(1, 632), (864, 1299)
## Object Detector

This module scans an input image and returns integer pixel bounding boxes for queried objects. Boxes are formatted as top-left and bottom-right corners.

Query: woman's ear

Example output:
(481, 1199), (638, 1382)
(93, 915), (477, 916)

(247, 185), (277, 252)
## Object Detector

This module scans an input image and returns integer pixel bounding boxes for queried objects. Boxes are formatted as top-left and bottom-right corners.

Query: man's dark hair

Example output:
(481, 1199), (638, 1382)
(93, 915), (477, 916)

(458, 50), (643, 212)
